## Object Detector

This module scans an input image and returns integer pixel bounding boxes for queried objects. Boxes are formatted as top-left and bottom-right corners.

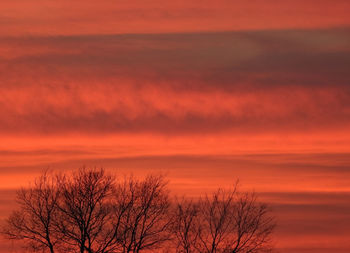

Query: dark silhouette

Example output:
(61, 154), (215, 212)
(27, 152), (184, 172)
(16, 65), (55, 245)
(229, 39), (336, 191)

(114, 175), (172, 253)
(1, 168), (275, 253)
(1, 172), (61, 253)
(55, 169), (115, 253)
(172, 187), (275, 253)
(172, 198), (200, 253)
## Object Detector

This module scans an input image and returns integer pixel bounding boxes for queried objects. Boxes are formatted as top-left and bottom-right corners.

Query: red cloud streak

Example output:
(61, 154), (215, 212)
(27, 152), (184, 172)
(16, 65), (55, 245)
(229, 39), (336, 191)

(1, 0), (350, 36)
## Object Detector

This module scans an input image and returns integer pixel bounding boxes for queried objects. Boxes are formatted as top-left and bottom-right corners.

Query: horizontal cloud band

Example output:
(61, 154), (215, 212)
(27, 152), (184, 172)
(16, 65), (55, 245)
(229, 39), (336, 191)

(0, 28), (349, 135)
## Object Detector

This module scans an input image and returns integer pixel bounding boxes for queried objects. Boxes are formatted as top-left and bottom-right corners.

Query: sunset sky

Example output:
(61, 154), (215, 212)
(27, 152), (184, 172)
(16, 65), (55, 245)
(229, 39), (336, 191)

(1, 1), (350, 252)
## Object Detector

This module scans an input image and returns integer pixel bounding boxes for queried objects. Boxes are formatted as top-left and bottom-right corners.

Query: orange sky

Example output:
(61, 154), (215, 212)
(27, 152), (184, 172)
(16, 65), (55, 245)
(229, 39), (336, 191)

(1, 1), (350, 252)
(1, 0), (350, 35)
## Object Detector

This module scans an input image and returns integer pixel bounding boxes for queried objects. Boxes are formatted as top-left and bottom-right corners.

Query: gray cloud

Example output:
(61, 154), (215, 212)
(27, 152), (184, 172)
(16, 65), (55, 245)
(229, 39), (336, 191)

(1, 28), (350, 135)
(2, 28), (350, 88)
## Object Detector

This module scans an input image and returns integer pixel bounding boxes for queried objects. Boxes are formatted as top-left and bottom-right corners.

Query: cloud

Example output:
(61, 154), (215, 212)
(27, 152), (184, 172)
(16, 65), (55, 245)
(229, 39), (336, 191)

(1, 0), (350, 36)
(0, 29), (350, 135)
(1, 152), (350, 193)
(2, 28), (350, 86)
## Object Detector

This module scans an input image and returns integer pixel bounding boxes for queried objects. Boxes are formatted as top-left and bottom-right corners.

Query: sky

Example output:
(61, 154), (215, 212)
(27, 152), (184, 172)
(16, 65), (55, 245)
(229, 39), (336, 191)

(1, 0), (350, 252)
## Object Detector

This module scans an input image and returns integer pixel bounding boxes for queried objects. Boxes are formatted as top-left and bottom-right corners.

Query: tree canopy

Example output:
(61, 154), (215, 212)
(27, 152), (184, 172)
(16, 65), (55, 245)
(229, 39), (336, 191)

(1, 168), (275, 253)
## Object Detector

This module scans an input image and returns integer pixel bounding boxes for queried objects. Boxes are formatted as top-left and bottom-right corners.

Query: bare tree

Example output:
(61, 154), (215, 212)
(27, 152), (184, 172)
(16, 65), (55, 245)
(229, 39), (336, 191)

(224, 192), (275, 253)
(2, 169), (275, 253)
(172, 198), (200, 253)
(1, 170), (173, 253)
(55, 168), (115, 253)
(173, 187), (275, 253)
(115, 175), (172, 253)
(197, 188), (238, 253)
(1, 172), (61, 253)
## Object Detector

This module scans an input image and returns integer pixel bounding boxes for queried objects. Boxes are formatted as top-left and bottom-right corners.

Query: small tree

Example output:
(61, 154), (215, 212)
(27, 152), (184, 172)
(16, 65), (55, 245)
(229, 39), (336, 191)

(55, 168), (115, 253)
(173, 186), (275, 253)
(115, 175), (172, 253)
(224, 192), (275, 253)
(1, 172), (61, 253)
(172, 198), (200, 253)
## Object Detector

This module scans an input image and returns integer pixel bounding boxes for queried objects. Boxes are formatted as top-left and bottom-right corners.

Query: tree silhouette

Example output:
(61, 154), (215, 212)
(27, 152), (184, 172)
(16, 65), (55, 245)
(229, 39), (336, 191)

(55, 168), (115, 253)
(172, 198), (200, 253)
(1, 172), (61, 253)
(172, 187), (275, 253)
(1, 169), (275, 253)
(115, 175), (172, 253)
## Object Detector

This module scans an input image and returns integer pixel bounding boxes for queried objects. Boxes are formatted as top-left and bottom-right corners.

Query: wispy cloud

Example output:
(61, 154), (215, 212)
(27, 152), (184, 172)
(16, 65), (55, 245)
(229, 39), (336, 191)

(1, 0), (350, 36)
(1, 29), (349, 135)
